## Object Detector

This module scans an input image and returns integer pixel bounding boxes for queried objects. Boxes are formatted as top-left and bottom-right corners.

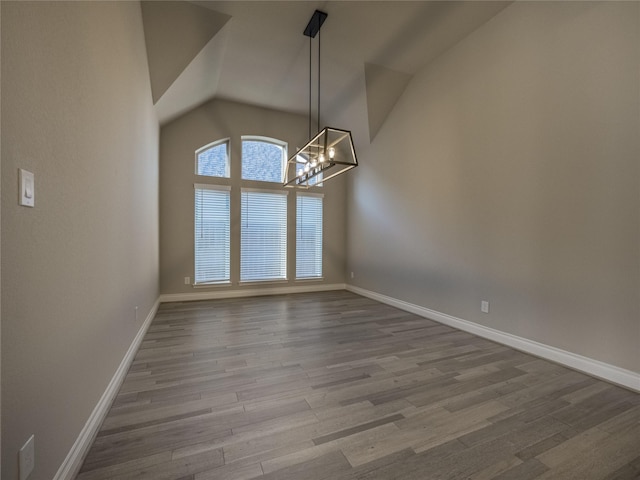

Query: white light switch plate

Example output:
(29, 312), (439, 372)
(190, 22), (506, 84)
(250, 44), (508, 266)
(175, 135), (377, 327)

(19, 169), (35, 207)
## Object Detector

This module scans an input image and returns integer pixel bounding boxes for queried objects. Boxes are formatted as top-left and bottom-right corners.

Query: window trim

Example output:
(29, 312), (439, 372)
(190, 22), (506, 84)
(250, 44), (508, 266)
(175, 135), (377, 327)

(241, 186), (289, 196)
(194, 183), (231, 192)
(195, 138), (230, 178)
(295, 152), (324, 188)
(296, 191), (324, 199)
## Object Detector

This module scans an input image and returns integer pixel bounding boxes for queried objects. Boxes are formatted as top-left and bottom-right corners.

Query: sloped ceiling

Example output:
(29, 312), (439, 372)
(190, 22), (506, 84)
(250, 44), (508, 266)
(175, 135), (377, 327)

(141, 1), (230, 103)
(154, 22), (230, 124)
(142, 1), (511, 147)
(365, 63), (413, 142)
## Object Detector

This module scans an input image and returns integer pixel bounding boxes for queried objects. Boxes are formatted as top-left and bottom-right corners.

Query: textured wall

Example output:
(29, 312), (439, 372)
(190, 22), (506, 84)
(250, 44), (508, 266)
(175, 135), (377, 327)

(1, 2), (159, 479)
(160, 98), (347, 295)
(347, 1), (639, 373)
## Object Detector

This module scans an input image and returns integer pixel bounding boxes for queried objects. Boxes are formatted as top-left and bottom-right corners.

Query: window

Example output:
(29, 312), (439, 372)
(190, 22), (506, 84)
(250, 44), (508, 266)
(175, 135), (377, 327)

(241, 189), (288, 281)
(242, 137), (286, 183)
(193, 135), (307, 286)
(194, 185), (230, 283)
(296, 153), (323, 187)
(196, 139), (229, 177)
(296, 193), (323, 279)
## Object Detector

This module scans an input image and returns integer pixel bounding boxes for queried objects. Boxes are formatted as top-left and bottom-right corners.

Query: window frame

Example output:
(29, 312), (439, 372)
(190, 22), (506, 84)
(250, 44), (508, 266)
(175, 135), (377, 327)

(295, 152), (324, 188)
(195, 138), (230, 178)
(192, 134), (329, 289)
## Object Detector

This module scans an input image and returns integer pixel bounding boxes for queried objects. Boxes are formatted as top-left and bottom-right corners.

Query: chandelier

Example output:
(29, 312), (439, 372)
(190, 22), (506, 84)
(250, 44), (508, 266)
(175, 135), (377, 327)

(284, 10), (358, 188)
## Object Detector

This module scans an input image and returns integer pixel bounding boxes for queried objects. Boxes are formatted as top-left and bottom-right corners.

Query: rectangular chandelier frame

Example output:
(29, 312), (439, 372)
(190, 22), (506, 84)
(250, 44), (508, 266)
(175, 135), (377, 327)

(284, 127), (358, 188)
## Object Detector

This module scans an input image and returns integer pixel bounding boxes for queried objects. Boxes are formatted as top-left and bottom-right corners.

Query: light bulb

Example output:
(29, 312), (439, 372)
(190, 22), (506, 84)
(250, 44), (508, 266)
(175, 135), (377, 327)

(319, 153), (326, 163)
(304, 163), (310, 172)
(297, 168), (303, 177)
(328, 147), (335, 159)
(311, 159), (318, 168)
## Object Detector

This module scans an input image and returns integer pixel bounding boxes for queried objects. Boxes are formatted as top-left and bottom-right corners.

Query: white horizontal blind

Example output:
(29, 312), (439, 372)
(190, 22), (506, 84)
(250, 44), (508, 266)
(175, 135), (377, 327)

(241, 190), (288, 281)
(296, 194), (323, 278)
(194, 185), (230, 283)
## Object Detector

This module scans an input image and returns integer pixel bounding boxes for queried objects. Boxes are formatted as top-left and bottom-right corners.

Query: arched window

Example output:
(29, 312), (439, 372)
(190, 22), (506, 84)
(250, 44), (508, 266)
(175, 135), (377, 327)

(196, 139), (230, 178)
(194, 135), (321, 285)
(241, 136), (287, 183)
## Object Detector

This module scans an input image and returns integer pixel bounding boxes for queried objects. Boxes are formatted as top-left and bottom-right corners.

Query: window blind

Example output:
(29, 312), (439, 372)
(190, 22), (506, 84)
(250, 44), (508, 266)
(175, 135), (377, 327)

(241, 189), (288, 281)
(194, 185), (230, 283)
(296, 193), (323, 279)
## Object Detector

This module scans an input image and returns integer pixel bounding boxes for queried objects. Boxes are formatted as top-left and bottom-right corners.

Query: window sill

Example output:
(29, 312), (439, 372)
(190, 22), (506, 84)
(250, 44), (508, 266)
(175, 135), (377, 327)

(239, 279), (288, 287)
(193, 281), (232, 289)
(295, 277), (324, 282)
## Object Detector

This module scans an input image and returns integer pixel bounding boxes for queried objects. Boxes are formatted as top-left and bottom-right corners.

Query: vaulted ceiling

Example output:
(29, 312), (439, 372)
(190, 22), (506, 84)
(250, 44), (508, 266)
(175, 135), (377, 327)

(141, 1), (510, 148)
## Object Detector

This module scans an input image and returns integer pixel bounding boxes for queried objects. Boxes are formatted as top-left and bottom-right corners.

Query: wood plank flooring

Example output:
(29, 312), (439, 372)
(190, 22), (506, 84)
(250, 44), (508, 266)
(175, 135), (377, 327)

(77, 291), (640, 480)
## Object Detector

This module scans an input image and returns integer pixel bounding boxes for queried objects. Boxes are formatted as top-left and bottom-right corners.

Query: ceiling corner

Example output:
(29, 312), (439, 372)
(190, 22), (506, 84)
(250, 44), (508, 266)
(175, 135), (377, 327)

(140, 0), (231, 104)
(364, 62), (413, 142)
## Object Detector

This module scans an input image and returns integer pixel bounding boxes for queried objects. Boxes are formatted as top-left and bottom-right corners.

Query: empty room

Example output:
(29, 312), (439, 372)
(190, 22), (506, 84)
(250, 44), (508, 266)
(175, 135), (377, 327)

(1, 1), (639, 479)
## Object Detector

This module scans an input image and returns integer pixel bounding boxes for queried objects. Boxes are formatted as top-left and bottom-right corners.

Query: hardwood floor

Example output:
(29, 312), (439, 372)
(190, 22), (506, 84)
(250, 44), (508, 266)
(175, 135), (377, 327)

(77, 291), (640, 479)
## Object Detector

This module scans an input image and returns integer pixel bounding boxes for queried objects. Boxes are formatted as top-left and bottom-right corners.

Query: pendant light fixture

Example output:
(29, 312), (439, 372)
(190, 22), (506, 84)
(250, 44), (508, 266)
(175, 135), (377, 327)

(284, 10), (358, 188)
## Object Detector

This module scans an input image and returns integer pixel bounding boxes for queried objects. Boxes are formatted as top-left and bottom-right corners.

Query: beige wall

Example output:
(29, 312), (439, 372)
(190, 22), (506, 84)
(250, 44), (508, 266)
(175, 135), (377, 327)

(160, 98), (347, 295)
(1, 2), (159, 480)
(347, 1), (640, 373)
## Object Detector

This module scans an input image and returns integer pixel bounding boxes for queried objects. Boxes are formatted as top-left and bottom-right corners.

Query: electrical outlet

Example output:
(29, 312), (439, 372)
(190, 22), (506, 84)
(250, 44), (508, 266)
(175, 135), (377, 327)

(350, 272), (354, 279)
(184, 276), (191, 285)
(134, 306), (139, 321)
(481, 301), (490, 314)
(19, 434), (35, 480)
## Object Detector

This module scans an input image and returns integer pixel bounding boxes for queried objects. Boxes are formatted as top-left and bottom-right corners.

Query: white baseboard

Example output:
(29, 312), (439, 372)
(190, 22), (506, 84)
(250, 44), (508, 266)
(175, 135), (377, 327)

(53, 298), (161, 480)
(346, 285), (640, 393)
(159, 283), (347, 303)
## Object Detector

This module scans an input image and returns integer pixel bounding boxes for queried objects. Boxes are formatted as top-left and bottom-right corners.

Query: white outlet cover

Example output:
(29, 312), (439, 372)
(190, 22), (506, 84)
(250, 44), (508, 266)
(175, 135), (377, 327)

(19, 169), (35, 207)
(19, 434), (35, 480)
(481, 301), (490, 314)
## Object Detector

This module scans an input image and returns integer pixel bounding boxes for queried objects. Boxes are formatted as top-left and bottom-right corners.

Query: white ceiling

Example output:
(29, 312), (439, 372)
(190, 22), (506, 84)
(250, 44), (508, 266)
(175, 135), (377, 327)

(149, 1), (511, 147)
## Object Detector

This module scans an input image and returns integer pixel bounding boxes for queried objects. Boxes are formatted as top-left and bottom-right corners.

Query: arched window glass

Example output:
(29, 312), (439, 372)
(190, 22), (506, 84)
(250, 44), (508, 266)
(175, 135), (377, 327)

(196, 139), (229, 178)
(241, 137), (286, 183)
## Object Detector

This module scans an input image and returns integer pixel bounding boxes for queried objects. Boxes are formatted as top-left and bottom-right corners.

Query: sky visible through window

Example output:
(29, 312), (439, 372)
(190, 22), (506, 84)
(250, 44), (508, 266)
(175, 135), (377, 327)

(197, 142), (228, 177)
(242, 140), (284, 182)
